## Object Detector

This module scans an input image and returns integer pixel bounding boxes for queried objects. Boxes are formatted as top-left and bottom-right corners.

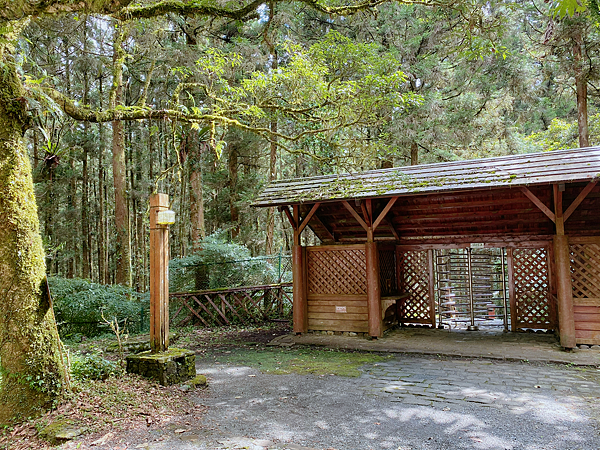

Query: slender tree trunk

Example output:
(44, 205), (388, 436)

(97, 77), (107, 284)
(573, 31), (589, 148)
(411, 141), (419, 165)
(189, 163), (206, 252)
(228, 143), (240, 239)
(0, 49), (68, 423)
(264, 28), (278, 255)
(81, 68), (91, 280)
(111, 32), (131, 286)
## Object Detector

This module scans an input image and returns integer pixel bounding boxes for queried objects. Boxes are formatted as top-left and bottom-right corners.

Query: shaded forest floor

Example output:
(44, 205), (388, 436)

(0, 322), (293, 450)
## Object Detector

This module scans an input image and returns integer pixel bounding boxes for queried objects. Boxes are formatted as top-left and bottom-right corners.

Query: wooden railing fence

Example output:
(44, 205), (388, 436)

(170, 283), (293, 327)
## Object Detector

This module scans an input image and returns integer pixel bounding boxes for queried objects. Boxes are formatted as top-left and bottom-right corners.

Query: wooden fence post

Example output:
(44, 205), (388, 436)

(150, 193), (170, 353)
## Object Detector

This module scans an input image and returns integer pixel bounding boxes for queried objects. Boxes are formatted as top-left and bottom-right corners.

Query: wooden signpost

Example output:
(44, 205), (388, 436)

(149, 193), (173, 353)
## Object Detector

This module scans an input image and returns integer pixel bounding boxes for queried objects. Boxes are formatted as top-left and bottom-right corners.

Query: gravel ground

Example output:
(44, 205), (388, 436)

(135, 354), (600, 450)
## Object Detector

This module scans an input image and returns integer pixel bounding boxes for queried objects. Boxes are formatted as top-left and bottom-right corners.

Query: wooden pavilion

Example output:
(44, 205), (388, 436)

(254, 147), (600, 348)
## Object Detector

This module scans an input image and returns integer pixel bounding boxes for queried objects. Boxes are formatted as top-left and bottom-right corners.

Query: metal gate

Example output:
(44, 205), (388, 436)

(435, 248), (509, 330)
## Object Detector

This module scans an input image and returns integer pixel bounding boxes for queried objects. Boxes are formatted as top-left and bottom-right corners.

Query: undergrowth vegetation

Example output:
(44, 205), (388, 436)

(48, 277), (149, 338)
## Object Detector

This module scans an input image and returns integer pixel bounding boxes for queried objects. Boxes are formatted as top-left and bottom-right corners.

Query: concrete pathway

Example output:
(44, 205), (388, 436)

(269, 328), (600, 366)
(141, 354), (600, 450)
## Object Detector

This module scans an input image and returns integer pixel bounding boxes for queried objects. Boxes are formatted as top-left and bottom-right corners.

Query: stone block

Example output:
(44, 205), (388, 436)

(126, 347), (196, 386)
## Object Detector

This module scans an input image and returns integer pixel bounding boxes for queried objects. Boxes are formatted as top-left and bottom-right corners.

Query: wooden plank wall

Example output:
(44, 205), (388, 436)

(570, 237), (600, 344)
(306, 245), (369, 332)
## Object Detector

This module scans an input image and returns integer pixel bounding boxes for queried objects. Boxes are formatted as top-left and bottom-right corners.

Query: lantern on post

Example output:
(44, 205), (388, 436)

(149, 193), (175, 353)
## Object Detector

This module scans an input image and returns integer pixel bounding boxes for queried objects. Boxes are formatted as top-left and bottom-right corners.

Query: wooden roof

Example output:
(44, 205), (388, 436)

(254, 147), (600, 207)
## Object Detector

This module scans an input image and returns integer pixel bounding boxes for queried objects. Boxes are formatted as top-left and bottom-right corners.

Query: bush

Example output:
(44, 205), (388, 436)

(169, 230), (280, 291)
(48, 277), (149, 338)
(70, 353), (122, 381)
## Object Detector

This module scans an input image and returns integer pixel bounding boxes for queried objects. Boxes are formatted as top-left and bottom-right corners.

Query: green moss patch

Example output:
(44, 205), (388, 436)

(205, 347), (390, 377)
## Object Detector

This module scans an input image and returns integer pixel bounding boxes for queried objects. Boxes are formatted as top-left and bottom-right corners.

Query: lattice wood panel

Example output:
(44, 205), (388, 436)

(570, 243), (600, 345)
(398, 250), (432, 324)
(512, 248), (556, 329)
(379, 249), (397, 297)
(307, 249), (367, 295)
(171, 284), (293, 327)
(570, 244), (600, 300)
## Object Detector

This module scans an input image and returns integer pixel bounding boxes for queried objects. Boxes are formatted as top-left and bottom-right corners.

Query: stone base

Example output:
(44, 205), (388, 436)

(126, 347), (196, 386)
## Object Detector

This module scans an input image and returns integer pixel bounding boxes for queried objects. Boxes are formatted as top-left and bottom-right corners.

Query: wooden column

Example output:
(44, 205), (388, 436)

(292, 205), (307, 334)
(427, 249), (436, 328)
(150, 193), (170, 353)
(292, 244), (307, 333)
(366, 241), (382, 338)
(553, 184), (575, 348)
(554, 235), (576, 348)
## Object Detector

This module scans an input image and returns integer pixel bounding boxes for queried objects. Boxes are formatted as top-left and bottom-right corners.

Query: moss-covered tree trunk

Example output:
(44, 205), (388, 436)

(0, 50), (68, 423)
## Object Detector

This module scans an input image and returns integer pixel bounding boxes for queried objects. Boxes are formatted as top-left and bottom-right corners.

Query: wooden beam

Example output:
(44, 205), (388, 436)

(564, 181), (597, 222)
(382, 218), (400, 241)
(361, 201), (371, 226)
(553, 184), (564, 236)
(342, 200), (369, 231)
(298, 203), (320, 234)
(311, 213), (335, 242)
(372, 197), (399, 231)
(280, 206), (297, 230)
(520, 187), (555, 222)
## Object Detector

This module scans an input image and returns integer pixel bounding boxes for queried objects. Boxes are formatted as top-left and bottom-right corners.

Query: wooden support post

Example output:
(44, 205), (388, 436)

(554, 234), (576, 348)
(507, 248), (517, 332)
(150, 193), (170, 353)
(292, 244), (307, 333)
(291, 205), (307, 333)
(366, 241), (382, 338)
(427, 249), (436, 328)
(553, 183), (576, 348)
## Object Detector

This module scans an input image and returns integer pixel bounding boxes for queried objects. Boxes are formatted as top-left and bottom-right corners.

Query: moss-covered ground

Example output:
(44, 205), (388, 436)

(202, 346), (389, 377)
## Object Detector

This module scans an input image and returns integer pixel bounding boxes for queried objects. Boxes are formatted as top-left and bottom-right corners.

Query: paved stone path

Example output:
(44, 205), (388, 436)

(142, 354), (600, 450)
(359, 356), (600, 412)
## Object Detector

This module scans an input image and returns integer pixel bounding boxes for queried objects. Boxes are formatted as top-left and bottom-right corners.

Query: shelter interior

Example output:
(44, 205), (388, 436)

(255, 148), (600, 348)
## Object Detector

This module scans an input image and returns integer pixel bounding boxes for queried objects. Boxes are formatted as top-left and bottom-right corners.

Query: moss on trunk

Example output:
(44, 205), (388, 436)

(0, 51), (68, 423)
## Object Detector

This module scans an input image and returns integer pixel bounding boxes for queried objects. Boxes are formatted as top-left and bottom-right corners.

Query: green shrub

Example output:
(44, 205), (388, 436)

(169, 230), (280, 291)
(48, 277), (149, 338)
(70, 353), (122, 381)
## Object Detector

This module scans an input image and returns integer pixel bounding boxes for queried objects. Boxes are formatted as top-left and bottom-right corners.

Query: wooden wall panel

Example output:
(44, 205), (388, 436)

(570, 241), (600, 344)
(306, 246), (369, 332)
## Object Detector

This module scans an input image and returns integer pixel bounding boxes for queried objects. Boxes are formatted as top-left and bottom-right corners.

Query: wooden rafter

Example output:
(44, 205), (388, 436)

(565, 180), (597, 222)
(382, 217), (400, 241)
(520, 187), (555, 222)
(373, 197), (399, 231)
(280, 206), (297, 230)
(298, 203), (320, 234)
(342, 200), (369, 231)
(311, 213), (335, 242)
(360, 201), (371, 226)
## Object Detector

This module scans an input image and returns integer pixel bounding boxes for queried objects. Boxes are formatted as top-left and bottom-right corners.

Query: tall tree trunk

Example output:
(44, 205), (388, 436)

(189, 161), (205, 252)
(97, 77), (107, 284)
(411, 141), (419, 166)
(573, 30), (589, 148)
(264, 18), (278, 255)
(228, 144), (240, 239)
(81, 68), (91, 280)
(0, 50), (68, 423)
(111, 32), (131, 286)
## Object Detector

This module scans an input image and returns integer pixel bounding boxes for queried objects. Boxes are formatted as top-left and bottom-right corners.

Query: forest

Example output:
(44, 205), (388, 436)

(18, 0), (600, 289)
(0, 0), (599, 423)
